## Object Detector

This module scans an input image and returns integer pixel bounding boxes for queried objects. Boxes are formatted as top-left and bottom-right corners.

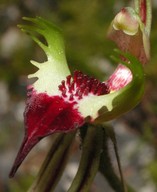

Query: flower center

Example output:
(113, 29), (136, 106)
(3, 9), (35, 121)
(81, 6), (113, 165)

(58, 71), (109, 101)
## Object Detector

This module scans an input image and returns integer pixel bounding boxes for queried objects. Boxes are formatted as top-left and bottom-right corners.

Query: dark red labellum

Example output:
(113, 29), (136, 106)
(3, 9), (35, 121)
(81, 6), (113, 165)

(9, 91), (84, 177)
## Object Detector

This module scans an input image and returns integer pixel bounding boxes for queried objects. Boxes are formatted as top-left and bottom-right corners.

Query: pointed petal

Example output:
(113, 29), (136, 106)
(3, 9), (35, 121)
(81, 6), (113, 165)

(19, 17), (70, 95)
(9, 91), (84, 177)
(9, 136), (39, 177)
(77, 51), (145, 122)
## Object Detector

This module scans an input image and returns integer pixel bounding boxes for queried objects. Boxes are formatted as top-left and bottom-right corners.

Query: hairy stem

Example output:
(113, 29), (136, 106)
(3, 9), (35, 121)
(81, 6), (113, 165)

(68, 125), (103, 192)
(28, 132), (76, 192)
(108, 126), (126, 191)
(99, 126), (136, 192)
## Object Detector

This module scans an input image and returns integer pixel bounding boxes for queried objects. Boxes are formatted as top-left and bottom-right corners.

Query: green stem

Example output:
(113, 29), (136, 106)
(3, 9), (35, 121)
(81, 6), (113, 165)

(108, 126), (126, 191)
(68, 125), (103, 192)
(134, 0), (152, 35)
(99, 127), (136, 192)
(28, 132), (76, 192)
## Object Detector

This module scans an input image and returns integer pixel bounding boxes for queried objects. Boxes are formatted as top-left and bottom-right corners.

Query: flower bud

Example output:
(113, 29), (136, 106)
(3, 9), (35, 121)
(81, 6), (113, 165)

(113, 7), (139, 35)
(108, 7), (150, 64)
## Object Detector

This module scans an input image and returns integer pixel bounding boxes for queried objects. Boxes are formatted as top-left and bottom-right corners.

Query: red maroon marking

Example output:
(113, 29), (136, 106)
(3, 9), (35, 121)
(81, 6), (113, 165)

(9, 91), (84, 177)
(140, 0), (147, 25)
(59, 71), (109, 100)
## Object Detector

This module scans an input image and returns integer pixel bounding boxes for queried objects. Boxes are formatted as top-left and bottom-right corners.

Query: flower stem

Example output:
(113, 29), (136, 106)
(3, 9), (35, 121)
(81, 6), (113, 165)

(107, 126), (126, 191)
(68, 125), (103, 192)
(28, 132), (76, 192)
(99, 126), (136, 192)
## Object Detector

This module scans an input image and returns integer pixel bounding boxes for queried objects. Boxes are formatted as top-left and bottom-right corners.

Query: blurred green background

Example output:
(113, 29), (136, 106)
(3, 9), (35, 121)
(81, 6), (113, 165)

(0, 0), (157, 191)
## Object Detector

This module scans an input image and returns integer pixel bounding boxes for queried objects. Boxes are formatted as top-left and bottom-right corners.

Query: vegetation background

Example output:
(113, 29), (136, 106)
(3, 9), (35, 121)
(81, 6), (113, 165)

(0, 0), (157, 191)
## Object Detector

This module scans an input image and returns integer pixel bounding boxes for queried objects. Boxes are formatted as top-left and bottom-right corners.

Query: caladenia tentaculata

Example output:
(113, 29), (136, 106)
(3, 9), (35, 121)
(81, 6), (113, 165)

(9, 15), (146, 178)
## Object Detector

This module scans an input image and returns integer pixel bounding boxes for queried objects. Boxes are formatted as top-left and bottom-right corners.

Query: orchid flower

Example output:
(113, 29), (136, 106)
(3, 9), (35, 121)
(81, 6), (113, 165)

(9, 14), (145, 178)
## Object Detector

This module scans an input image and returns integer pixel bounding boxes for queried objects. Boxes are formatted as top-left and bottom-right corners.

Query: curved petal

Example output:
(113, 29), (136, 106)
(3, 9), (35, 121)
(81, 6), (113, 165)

(18, 17), (70, 95)
(78, 51), (145, 122)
